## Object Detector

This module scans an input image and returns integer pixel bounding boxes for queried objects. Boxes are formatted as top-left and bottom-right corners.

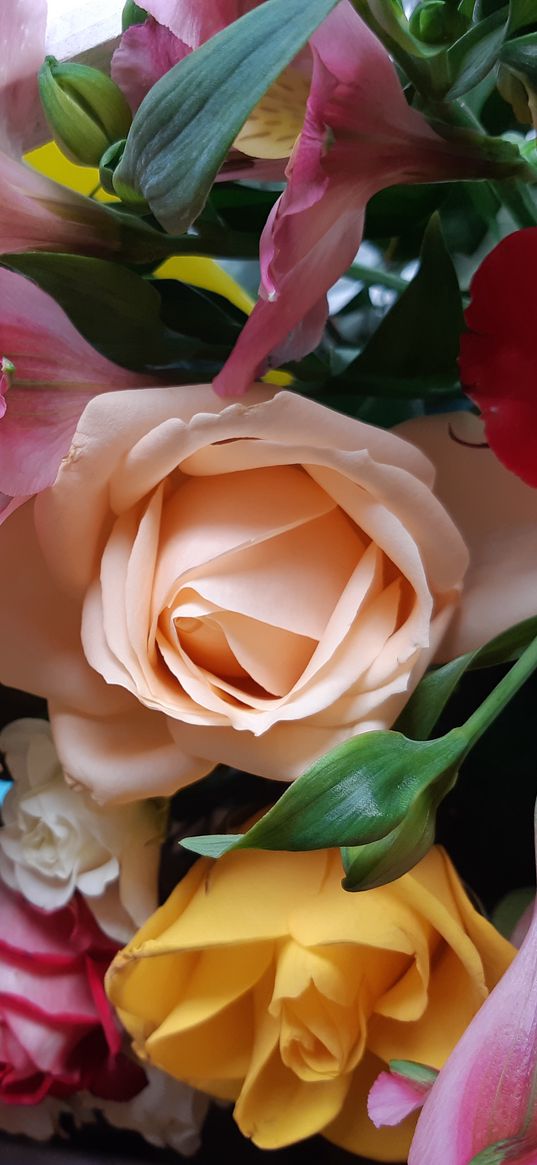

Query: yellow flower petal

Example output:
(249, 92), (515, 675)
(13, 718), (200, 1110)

(234, 66), (309, 160)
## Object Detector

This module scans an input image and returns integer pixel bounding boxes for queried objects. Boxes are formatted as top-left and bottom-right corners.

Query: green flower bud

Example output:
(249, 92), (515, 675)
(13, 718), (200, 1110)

(122, 1), (148, 31)
(99, 139), (127, 196)
(38, 57), (132, 167)
(409, 1), (467, 45)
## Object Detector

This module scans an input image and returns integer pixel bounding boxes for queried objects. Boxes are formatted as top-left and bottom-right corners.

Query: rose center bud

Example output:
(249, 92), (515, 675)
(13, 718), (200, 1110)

(269, 940), (364, 1083)
(152, 464), (371, 719)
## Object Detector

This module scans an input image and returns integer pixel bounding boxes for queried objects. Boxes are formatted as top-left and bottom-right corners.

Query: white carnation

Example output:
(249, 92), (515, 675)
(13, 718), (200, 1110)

(0, 1096), (68, 1141)
(73, 1066), (210, 1156)
(0, 719), (165, 942)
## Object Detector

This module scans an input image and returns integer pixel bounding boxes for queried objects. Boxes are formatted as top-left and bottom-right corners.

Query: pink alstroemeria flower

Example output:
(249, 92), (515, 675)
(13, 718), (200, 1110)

(370, 812), (537, 1164)
(213, 1), (521, 396)
(0, 267), (148, 520)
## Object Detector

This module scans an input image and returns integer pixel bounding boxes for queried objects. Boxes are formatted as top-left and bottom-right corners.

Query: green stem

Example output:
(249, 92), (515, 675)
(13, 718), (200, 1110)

(347, 263), (409, 293)
(461, 634), (537, 750)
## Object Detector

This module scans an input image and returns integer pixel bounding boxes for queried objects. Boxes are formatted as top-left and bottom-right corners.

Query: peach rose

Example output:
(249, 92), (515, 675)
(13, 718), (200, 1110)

(0, 387), (470, 803)
(106, 844), (514, 1159)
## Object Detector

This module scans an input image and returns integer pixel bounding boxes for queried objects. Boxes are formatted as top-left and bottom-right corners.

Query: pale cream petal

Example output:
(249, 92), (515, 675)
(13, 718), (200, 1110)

(397, 412), (537, 657)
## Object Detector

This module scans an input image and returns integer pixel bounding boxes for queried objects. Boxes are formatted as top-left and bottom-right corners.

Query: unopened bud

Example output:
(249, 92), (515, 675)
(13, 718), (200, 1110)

(38, 57), (132, 167)
(122, 1), (148, 31)
(409, 1), (467, 45)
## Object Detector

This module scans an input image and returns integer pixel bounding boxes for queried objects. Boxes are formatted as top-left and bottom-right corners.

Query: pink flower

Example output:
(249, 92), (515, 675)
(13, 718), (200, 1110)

(0, 880), (146, 1104)
(368, 808), (537, 1164)
(368, 1063), (437, 1130)
(214, 1), (519, 395)
(0, 267), (148, 521)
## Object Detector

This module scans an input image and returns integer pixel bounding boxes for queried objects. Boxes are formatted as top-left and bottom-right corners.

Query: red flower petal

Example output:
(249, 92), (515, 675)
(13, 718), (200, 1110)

(460, 227), (537, 488)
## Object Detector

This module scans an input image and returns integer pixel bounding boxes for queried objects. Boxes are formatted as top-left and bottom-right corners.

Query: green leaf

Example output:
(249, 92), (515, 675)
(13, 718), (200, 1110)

(508, 0), (537, 33)
(344, 214), (464, 383)
(446, 7), (509, 98)
(182, 727), (466, 858)
(1, 253), (228, 375)
(341, 768), (457, 889)
(396, 615), (537, 741)
(181, 834), (243, 859)
(500, 30), (537, 86)
(114, 0), (339, 233)
(364, 182), (452, 239)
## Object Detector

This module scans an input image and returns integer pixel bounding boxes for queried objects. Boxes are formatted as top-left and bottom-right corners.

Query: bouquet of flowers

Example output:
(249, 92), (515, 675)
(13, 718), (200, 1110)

(2, 0), (537, 1160)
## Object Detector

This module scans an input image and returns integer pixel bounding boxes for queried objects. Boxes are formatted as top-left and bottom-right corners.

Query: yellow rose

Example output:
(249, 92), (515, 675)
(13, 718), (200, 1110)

(107, 846), (513, 1160)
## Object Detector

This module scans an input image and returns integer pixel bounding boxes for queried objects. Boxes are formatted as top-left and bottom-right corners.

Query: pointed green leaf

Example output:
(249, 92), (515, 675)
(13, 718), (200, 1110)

(346, 214), (464, 383)
(114, 0), (340, 233)
(446, 8), (509, 98)
(181, 834), (242, 858)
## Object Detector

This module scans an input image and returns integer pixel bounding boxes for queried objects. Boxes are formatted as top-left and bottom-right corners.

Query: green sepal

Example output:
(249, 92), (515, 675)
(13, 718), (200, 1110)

(114, 0), (339, 230)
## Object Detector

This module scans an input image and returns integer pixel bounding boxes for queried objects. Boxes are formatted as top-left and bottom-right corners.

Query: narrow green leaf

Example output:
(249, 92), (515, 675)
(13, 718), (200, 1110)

(114, 0), (339, 233)
(181, 834), (242, 858)
(345, 214), (464, 383)
(396, 615), (537, 741)
(446, 7), (509, 98)
(508, 0), (537, 34)
(500, 31), (537, 86)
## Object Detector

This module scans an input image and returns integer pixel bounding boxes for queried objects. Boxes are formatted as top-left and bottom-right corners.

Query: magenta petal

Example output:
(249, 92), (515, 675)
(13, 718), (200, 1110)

(368, 1070), (433, 1129)
(217, 0), (506, 394)
(111, 19), (189, 111)
(0, 0), (47, 155)
(142, 0), (262, 46)
(409, 894), (537, 1164)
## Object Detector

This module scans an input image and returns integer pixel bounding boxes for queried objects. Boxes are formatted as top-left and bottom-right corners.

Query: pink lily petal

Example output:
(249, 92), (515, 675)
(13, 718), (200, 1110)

(368, 1068), (435, 1129)
(142, 0), (262, 46)
(0, 0), (47, 155)
(408, 822), (537, 1164)
(0, 267), (148, 504)
(214, 0), (512, 397)
(111, 19), (189, 112)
